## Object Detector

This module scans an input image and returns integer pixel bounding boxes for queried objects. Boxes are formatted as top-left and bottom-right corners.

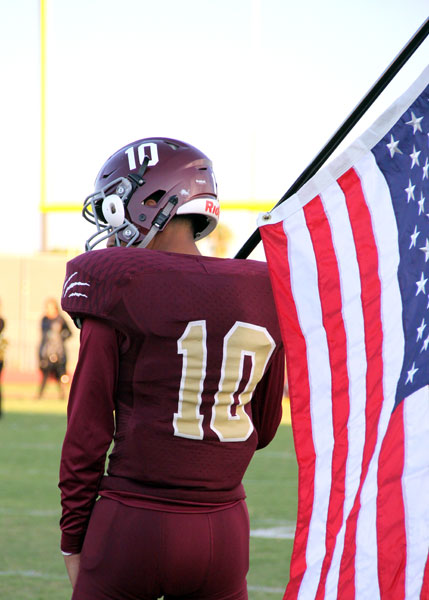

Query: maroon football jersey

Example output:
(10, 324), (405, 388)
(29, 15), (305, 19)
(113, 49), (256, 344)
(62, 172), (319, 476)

(59, 247), (284, 553)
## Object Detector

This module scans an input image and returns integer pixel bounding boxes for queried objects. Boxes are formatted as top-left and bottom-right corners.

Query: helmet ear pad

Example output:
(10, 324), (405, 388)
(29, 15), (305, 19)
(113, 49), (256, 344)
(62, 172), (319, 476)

(102, 195), (125, 227)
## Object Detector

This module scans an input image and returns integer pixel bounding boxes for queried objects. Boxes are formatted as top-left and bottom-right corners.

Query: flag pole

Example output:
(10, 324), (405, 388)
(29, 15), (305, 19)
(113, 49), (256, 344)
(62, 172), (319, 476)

(234, 17), (429, 259)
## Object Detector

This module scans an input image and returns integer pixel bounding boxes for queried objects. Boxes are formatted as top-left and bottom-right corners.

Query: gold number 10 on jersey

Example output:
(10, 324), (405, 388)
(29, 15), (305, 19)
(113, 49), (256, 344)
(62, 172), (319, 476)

(173, 320), (275, 442)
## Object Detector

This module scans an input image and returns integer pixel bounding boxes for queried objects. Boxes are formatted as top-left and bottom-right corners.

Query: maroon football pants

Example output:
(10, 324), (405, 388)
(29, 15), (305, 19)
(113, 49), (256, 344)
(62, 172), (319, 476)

(72, 497), (250, 600)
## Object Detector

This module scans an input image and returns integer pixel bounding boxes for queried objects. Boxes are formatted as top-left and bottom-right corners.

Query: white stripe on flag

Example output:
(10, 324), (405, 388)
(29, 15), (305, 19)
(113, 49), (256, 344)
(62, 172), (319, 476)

(353, 152), (404, 598)
(319, 181), (367, 599)
(403, 385), (429, 598)
(282, 208), (334, 599)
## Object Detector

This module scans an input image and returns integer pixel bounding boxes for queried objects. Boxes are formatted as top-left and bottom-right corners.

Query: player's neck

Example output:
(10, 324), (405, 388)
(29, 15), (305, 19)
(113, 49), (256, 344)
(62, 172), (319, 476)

(146, 224), (202, 256)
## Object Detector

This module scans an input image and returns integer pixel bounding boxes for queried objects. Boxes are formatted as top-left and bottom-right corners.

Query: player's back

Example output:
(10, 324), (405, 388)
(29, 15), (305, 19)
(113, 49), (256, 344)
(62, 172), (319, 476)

(62, 247), (285, 503)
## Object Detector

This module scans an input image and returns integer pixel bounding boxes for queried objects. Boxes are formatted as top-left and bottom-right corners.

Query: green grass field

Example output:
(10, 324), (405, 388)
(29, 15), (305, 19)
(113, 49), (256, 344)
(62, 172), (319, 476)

(0, 385), (297, 600)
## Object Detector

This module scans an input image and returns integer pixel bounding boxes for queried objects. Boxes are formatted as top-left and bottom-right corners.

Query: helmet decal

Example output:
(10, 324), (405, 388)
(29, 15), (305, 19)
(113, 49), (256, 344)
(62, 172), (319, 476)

(125, 142), (159, 171)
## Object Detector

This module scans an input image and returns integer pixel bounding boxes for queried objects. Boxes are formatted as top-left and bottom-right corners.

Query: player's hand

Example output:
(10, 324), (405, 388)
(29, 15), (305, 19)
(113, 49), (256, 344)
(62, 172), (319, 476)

(64, 553), (81, 588)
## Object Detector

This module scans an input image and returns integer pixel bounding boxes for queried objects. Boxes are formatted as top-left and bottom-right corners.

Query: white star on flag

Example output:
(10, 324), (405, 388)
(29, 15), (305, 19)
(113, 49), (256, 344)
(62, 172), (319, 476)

(415, 271), (428, 295)
(409, 224), (420, 248)
(386, 134), (402, 158)
(418, 192), (425, 214)
(419, 238), (429, 262)
(421, 335), (429, 352)
(423, 157), (429, 180)
(405, 111), (424, 134)
(410, 146), (421, 168)
(405, 362), (418, 384)
(405, 178), (416, 202)
(416, 318), (426, 341)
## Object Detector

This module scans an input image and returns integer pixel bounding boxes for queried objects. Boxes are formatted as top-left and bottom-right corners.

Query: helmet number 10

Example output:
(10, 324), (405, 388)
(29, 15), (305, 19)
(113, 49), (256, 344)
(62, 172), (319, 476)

(173, 320), (275, 442)
(125, 142), (159, 171)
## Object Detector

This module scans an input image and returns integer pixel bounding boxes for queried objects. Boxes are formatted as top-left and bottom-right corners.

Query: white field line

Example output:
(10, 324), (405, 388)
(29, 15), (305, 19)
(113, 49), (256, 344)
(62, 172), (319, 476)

(248, 585), (285, 594)
(0, 570), (68, 580)
(0, 507), (296, 537)
(0, 508), (296, 538)
(0, 572), (285, 594)
(250, 524), (295, 539)
(0, 508), (58, 516)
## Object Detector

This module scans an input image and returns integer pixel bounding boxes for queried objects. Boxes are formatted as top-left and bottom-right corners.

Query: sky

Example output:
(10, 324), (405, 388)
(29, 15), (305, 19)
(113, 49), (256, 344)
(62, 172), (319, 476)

(1, 0), (428, 257)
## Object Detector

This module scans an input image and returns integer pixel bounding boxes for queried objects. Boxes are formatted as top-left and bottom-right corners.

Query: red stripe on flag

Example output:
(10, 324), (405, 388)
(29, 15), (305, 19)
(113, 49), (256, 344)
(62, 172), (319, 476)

(421, 551), (429, 600)
(337, 168), (385, 597)
(377, 402), (406, 599)
(302, 197), (351, 599)
(259, 223), (315, 599)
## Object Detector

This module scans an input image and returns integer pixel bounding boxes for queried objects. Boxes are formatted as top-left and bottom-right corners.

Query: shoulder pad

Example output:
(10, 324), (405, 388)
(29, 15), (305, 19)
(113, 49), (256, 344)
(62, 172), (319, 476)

(61, 248), (133, 326)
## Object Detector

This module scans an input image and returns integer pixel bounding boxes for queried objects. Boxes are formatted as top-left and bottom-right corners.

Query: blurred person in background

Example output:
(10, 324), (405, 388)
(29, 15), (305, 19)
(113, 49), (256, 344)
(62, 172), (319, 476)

(0, 299), (7, 417)
(37, 298), (72, 400)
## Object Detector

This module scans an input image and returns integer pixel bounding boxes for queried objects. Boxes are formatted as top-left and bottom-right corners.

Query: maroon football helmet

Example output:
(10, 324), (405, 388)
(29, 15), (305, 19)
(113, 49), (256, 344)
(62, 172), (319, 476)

(83, 137), (219, 251)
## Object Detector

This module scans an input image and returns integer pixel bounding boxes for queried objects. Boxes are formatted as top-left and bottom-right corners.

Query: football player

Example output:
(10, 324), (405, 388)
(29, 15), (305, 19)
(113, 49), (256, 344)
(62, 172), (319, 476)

(59, 137), (285, 599)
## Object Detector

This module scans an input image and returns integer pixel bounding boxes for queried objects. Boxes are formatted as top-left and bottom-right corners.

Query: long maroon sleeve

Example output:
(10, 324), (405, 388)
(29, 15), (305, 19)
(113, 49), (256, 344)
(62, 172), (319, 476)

(251, 348), (285, 450)
(59, 318), (118, 554)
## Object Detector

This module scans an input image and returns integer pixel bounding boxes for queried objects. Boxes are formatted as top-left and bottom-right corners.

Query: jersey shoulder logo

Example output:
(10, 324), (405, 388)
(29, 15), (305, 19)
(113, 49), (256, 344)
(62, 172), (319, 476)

(62, 271), (91, 299)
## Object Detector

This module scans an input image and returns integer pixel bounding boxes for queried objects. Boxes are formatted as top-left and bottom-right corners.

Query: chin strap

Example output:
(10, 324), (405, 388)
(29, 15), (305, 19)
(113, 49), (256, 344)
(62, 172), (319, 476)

(138, 195), (179, 248)
(127, 155), (150, 189)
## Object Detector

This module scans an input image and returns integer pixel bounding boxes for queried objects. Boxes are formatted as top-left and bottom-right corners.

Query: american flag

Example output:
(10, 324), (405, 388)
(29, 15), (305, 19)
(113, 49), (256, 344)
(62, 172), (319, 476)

(259, 67), (429, 599)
